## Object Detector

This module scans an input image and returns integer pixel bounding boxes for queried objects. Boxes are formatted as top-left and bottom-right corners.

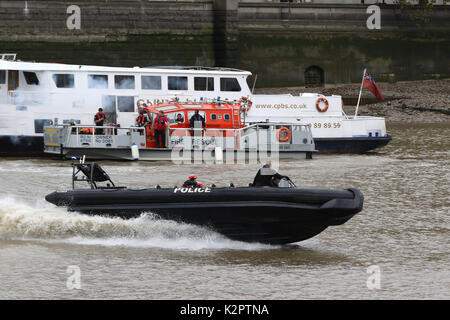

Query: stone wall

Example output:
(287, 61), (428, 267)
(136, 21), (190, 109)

(0, 0), (448, 86)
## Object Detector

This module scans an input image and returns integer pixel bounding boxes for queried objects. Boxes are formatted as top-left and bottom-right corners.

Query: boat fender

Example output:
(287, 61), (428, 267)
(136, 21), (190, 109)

(131, 143), (139, 161)
(316, 97), (329, 112)
(277, 127), (290, 142)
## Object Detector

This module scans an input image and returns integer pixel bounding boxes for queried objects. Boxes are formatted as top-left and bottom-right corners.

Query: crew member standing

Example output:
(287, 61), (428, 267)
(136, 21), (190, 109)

(94, 108), (106, 135)
(153, 110), (169, 148)
(189, 110), (205, 129)
(136, 109), (150, 127)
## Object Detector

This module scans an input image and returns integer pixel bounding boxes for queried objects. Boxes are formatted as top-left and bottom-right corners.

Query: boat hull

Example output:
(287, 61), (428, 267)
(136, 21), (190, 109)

(45, 187), (364, 244)
(0, 135), (45, 156)
(314, 136), (392, 154)
(0, 135), (392, 157)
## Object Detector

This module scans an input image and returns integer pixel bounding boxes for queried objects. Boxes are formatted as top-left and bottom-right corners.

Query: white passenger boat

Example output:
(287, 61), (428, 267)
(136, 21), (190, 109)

(0, 54), (391, 155)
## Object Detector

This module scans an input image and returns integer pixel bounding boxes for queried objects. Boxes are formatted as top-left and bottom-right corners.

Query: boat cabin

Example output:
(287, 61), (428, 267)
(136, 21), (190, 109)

(140, 100), (248, 129)
(138, 100), (250, 148)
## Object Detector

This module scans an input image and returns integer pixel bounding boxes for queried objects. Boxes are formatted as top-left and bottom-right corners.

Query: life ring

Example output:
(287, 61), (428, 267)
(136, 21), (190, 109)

(246, 100), (252, 111)
(80, 127), (93, 134)
(238, 97), (252, 112)
(277, 127), (290, 142)
(316, 97), (329, 112)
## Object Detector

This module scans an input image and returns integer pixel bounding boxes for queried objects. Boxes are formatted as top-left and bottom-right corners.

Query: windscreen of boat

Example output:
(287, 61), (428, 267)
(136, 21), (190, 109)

(155, 105), (179, 111)
(187, 111), (206, 122)
(278, 178), (295, 188)
(181, 104), (204, 109)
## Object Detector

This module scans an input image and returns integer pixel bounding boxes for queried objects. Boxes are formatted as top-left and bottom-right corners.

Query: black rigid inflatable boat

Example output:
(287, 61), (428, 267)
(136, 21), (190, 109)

(45, 163), (364, 244)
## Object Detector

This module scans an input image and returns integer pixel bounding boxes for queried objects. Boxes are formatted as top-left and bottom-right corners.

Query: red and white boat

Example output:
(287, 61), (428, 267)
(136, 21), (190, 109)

(43, 99), (316, 162)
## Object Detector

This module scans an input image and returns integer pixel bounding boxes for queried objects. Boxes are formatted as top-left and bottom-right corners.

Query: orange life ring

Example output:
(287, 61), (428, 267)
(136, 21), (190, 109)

(238, 97), (252, 112)
(246, 100), (252, 111)
(80, 127), (93, 134)
(277, 127), (290, 142)
(316, 97), (329, 112)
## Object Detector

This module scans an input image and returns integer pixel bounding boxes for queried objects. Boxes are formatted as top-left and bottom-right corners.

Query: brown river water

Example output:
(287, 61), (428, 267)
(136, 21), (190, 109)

(0, 123), (448, 299)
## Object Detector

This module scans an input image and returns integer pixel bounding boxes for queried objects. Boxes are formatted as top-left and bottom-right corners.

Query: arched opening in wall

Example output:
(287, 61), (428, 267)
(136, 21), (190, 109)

(305, 66), (324, 87)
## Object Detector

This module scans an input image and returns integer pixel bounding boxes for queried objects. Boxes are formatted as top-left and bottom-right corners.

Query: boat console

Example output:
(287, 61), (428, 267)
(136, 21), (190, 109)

(71, 162), (124, 190)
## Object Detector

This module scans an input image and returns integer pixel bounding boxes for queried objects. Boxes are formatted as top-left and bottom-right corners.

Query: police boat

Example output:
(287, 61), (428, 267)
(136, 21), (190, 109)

(45, 163), (364, 245)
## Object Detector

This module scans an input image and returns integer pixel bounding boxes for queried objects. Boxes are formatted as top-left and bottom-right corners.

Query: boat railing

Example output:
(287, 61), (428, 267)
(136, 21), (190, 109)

(168, 123), (313, 150)
(45, 124), (146, 150)
(44, 122), (314, 152)
(169, 123), (311, 136)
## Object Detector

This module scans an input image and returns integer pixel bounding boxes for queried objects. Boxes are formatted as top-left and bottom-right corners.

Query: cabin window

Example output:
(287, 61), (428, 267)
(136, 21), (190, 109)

(63, 119), (81, 124)
(175, 113), (184, 124)
(210, 113), (217, 121)
(224, 114), (230, 121)
(220, 78), (241, 92)
(88, 74), (108, 89)
(117, 96), (134, 112)
(166, 112), (185, 124)
(0, 70), (5, 84)
(52, 74), (74, 88)
(101, 95), (117, 124)
(102, 95), (116, 112)
(142, 76), (161, 90)
(187, 111), (206, 124)
(168, 76), (188, 90)
(194, 77), (214, 91)
(23, 72), (39, 85)
(34, 119), (52, 133)
(114, 75), (135, 89)
(155, 105), (179, 112)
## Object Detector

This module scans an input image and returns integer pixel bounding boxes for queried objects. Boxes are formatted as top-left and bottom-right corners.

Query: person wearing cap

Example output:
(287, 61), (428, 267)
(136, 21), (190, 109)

(94, 107), (106, 135)
(182, 175), (203, 188)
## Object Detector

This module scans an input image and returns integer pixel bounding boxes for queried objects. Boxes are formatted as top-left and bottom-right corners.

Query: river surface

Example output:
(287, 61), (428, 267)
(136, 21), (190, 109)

(0, 123), (448, 299)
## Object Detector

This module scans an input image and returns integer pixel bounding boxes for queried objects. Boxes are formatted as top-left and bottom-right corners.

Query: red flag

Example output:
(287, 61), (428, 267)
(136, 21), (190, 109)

(363, 71), (384, 101)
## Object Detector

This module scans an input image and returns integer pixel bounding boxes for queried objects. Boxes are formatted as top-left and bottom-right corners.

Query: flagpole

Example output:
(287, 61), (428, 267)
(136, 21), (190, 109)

(354, 68), (366, 118)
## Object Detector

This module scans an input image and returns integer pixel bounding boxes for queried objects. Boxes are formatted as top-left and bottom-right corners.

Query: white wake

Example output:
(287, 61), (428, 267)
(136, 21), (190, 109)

(0, 196), (275, 250)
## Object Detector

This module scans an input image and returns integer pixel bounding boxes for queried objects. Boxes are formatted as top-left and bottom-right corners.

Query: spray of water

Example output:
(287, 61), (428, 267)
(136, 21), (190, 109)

(0, 196), (275, 250)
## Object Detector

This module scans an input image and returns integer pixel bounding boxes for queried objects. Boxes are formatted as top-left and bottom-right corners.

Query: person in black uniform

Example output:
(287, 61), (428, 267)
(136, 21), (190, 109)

(252, 162), (283, 187)
(94, 108), (106, 135)
(189, 110), (205, 129)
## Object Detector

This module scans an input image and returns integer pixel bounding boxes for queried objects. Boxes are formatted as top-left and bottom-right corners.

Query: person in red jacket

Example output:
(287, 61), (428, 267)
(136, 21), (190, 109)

(182, 175), (204, 188)
(94, 108), (106, 135)
(153, 110), (169, 148)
